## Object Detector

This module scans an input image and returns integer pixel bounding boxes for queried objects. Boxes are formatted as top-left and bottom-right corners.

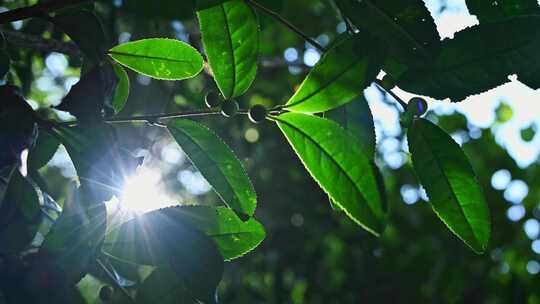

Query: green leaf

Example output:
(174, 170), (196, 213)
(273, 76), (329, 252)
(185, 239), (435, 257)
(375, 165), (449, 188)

(28, 130), (60, 170)
(284, 33), (384, 113)
(111, 63), (130, 114)
(104, 213), (224, 303)
(108, 38), (204, 80)
(167, 119), (257, 217)
(108, 205), (265, 260)
(275, 113), (386, 235)
(325, 93), (376, 158)
(408, 118), (490, 253)
(336, 0), (440, 67)
(198, 0), (259, 99)
(0, 171), (40, 254)
(466, 0), (540, 23)
(397, 16), (540, 101)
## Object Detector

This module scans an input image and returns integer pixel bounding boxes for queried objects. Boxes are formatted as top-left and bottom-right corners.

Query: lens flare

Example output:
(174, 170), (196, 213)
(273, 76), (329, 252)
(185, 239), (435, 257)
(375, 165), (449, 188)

(119, 168), (173, 214)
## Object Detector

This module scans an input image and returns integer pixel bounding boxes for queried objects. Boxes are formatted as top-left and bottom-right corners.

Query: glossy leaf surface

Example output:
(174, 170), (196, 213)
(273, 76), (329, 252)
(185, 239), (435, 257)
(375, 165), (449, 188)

(109, 38), (204, 80)
(198, 0), (259, 99)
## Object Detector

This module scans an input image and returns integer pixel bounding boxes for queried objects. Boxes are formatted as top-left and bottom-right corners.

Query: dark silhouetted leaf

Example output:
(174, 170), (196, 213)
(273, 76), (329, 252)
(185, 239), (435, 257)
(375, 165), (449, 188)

(466, 0), (540, 23)
(41, 187), (107, 284)
(397, 16), (540, 101)
(0, 85), (37, 169)
(198, 0), (259, 99)
(285, 33), (384, 113)
(0, 171), (40, 254)
(51, 8), (107, 65)
(56, 63), (118, 123)
(275, 113), (386, 235)
(408, 118), (490, 253)
(104, 212), (224, 303)
(28, 130), (60, 170)
(109, 38), (204, 80)
(336, 0), (440, 67)
(120, 0), (196, 20)
(167, 119), (257, 217)
(136, 269), (201, 304)
(0, 50), (9, 79)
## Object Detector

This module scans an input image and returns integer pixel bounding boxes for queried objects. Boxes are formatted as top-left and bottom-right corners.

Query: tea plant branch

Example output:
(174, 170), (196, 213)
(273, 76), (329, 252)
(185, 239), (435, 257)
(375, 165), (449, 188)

(332, 0), (355, 33)
(245, 0), (326, 53)
(0, 0), (93, 24)
(0, 29), (80, 56)
(374, 79), (408, 110)
(53, 109), (250, 127)
(105, 109), (224, 123)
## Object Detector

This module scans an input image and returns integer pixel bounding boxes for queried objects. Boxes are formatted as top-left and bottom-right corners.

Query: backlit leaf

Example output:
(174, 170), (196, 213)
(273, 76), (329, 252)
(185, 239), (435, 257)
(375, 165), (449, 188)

(111, 63), (130, 114)
(167, 119), (257, 217)
(107, 205), (265, 260)
(325, 93), (376, 158)
(198, 0), (259, 99)
(275, 113), (385, 235)
(408, 118), (490, 253)
(109, 38), (204, 80)
(284, 33), (384, 113)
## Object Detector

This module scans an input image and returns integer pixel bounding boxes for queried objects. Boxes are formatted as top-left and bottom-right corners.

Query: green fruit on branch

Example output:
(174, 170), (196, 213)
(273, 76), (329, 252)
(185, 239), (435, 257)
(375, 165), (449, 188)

(408, 97), (428, 117)
(248, 105), (267, 123)
(221, 99), (239, 117)
(205, 91), (222, 108)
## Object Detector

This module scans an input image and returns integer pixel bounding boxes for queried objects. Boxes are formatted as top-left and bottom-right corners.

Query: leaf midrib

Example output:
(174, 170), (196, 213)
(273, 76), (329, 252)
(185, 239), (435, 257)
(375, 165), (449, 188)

(108, 51), (195, 64)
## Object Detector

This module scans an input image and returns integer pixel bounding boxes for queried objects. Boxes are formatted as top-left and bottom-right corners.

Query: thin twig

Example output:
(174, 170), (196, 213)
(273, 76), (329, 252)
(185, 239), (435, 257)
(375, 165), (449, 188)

(245, 0), (326, 53)
(0, 29), (80, 56)
(0, 0), (93, 24)
(105, 109), (223, 123)
(374, 79), (408, 110)
(55, 109), (224, 127)
(332, 0), (355, 34)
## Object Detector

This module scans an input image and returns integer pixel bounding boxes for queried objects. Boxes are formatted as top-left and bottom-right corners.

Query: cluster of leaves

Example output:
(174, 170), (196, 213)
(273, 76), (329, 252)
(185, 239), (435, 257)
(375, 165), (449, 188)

(1, 0), (539, 302)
